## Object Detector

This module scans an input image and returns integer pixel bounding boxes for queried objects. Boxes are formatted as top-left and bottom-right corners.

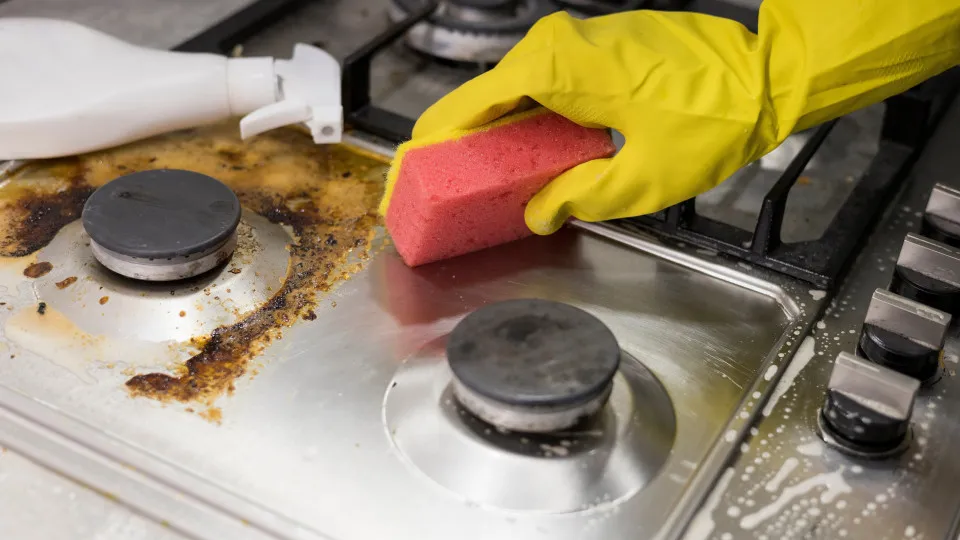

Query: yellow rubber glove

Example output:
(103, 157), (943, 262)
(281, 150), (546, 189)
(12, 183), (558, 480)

(410, 0), (960, 235)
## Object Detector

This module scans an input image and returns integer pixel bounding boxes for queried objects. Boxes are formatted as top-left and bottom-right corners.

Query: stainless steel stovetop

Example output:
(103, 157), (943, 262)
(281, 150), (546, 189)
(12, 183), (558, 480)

(1, 2), (960, 540)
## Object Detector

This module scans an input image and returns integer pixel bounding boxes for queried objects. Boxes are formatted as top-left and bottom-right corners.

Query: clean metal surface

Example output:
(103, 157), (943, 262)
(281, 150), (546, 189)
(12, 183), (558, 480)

(864, 289), (950, 351)
(684, 98), (960, 540)
(0, 447), (184, 540)
(386, 342), (675, 513)
(898, 232), (960, 288)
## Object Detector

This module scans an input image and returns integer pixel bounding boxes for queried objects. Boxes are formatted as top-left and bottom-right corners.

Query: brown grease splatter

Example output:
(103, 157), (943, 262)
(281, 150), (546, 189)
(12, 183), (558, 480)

(199, 407), (223, 424)
(99, 296), (109, 305)
(1, 122), (386, 404)
(0, 170), (94, 257)
(179, 311), (186, 317)
(23, 261), (53, 278)
(55, 276), (78, 289)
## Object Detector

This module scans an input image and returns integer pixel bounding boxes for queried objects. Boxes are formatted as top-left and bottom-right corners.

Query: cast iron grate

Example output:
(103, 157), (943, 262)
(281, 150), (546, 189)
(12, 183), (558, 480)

(178, 0), (960, 290)
(620, 72), (960, 290)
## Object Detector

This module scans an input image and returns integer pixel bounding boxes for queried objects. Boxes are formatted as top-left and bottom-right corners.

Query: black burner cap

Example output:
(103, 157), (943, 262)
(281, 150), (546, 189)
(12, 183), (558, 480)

(447, 299), (620, 407)
(82, 170), (241, 259)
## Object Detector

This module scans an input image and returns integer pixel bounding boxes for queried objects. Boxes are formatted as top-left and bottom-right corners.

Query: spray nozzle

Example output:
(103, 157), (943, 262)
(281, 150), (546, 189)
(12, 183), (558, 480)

(236, 44), (342, 144)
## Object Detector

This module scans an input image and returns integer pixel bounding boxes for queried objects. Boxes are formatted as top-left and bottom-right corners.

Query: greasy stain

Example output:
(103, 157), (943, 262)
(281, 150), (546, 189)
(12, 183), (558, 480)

(0, 122), (386, 404)
(199, 406), (223, 424)
(23, 261), (53, 278)
(99, 296), (109, 305)
(0, 173), (94, 257)
(55, 276), (78, 289)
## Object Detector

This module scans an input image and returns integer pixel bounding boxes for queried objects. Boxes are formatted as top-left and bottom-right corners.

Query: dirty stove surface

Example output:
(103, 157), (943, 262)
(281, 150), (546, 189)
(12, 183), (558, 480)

(0, 116), (814, 540)
(2, 1), (960, 540)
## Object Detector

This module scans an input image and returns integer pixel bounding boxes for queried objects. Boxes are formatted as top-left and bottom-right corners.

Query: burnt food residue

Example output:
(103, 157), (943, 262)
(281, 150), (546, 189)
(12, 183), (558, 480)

(55, 276), (78, 289)
(0, 123), (386, 404)
(23, 261), (53, 278)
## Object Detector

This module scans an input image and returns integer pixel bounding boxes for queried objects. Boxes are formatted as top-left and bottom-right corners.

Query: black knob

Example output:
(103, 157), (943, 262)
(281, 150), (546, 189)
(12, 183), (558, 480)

(858, 289), (950, 384)
(921, 184), (960, 248)
(447, 298), (620, 433)
(921, 214), (960, 247)
(819, 352), (919, 458)
(890, 233), (960, 316)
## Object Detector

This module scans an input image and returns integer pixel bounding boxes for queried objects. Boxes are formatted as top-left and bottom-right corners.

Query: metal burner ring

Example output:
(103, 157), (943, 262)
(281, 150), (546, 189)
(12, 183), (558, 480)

(392, 0), (556, 34)
(389, 0), (558, 63)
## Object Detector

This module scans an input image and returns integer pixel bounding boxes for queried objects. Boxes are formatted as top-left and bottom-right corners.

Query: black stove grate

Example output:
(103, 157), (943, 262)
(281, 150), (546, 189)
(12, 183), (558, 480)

(623, 72), (960, 290)
(178, 0), (960, 290)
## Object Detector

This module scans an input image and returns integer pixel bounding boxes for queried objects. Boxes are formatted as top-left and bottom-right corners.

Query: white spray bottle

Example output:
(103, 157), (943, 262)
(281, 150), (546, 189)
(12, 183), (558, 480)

(0, 18), (343, 160)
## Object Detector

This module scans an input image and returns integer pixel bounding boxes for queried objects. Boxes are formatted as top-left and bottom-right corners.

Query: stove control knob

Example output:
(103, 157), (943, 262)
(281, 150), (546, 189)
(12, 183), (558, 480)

(891, 233), (960, 315)
(818, 352), (919, 458)
(921, 183), (960, 247)
(446, 298), (620, 433)
(858, 289), (950, 384)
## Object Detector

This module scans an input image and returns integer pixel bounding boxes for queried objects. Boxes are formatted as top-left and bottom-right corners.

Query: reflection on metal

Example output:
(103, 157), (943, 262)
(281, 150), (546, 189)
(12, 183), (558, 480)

(0, 192), (799, 539)
(863, 288), (950, 351)
(26, 212), (291, 344)
(384, 339), (675, 513)
(897, 233), (960, 289)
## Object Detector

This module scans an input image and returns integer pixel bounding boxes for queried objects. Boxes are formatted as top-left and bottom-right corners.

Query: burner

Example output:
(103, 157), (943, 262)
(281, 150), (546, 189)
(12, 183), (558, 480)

(388, 0), (557, 64)
(82, 169), (241, 281)
(447, 298), (620, 432)
(553, 0), (645, 17)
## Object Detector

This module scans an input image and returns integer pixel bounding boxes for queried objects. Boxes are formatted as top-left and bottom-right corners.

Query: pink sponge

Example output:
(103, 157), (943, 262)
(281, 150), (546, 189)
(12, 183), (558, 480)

(381, 109), (616, 267)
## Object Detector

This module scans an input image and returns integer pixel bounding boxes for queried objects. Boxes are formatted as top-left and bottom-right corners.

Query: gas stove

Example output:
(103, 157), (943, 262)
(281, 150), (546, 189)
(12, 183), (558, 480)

(386, 0), (651, 64)
(2, 1), (960, 540)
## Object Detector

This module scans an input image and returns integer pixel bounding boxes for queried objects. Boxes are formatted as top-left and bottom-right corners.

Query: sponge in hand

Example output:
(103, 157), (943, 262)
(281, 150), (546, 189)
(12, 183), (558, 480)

(381, 109), (616, 267)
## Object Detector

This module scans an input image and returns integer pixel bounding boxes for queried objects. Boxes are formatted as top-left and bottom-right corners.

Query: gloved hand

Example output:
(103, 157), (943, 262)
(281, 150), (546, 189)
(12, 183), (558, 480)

(412, 0), (960, 235)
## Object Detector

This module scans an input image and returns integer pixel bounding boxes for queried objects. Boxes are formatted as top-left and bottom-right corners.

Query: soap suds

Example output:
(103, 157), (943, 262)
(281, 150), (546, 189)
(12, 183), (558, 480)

(740, 468), (851, 530)
(809, 290), (826, 300)
(797, 441), (824, 457)
(764, 365), (778, 381)
(683, 468), (734, 540)
(762, 337), (816, 416)
(765, 458), (799, 492)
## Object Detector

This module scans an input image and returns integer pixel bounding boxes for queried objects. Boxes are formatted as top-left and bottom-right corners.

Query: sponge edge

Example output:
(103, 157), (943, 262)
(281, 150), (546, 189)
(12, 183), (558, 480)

(383, 108), (616, 267)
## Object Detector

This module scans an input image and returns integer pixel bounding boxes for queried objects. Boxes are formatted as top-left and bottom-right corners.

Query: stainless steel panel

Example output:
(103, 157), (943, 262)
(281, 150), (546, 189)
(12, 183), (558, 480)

(0, 128), (806, 540)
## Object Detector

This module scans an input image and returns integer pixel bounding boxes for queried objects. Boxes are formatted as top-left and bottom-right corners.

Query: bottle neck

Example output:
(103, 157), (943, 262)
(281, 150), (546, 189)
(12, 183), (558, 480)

(225, 57), (279, 115)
